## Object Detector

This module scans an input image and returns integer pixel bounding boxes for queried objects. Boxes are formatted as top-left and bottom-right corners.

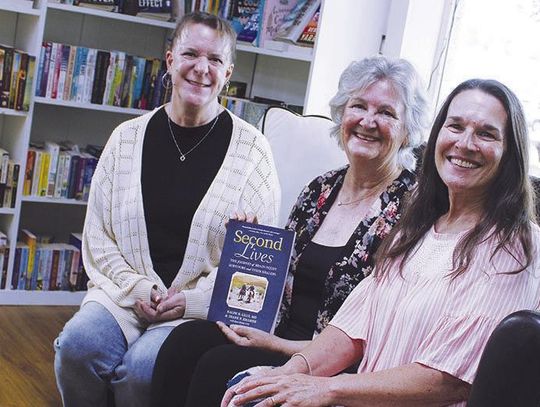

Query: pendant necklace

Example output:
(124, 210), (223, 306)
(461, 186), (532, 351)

(167, 113), (219, 162)
(337, 197), (364, 206)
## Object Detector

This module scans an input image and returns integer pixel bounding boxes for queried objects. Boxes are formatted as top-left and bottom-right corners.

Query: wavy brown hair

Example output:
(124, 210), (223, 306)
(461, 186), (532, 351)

(376, 79), (536, 278)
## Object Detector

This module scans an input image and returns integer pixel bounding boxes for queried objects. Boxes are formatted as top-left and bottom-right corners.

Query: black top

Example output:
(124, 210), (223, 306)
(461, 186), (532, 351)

(275, 241), (345, 340)
(141, 107), (232, 287)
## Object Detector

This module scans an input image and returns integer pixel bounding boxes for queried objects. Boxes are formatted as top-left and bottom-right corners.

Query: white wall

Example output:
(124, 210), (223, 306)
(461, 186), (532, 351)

(303, 0), (393, 116)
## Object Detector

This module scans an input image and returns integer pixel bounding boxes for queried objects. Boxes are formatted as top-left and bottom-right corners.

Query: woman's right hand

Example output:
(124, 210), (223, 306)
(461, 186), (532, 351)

(217, 321), (278, 350)
(221, 366), (285, 407)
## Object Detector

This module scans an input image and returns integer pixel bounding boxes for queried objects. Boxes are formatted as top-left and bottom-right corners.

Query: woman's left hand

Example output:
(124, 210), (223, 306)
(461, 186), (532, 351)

(223, 373), (333, 407)
(134, 290), (186, 323)
(217, 321), (277, 350)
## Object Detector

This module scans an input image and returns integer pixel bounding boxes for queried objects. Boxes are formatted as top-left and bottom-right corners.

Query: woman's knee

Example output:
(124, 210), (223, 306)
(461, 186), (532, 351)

(55, 302), (126, 371)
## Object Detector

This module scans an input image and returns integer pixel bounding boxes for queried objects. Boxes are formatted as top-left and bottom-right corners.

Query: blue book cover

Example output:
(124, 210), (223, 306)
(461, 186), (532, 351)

(207, 220), (295, 333)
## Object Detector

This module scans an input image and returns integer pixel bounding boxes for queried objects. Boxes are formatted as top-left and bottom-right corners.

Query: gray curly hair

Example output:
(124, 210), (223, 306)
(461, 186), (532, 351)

(329, 56), (430, 171)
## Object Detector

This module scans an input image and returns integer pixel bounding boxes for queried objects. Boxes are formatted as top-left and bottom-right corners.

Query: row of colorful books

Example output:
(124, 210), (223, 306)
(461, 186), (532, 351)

(9, 230), (87, 292)
(23, 141), (103, 201)
(188, 0), (321, 48)
(0, 148), (21, 209)
(0, 46), (36, 111)
(35, 42), (171, 110)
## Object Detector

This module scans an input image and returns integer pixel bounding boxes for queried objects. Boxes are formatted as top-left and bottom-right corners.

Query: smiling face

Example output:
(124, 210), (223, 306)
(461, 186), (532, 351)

(435, 89), (507, 201)
(340, 79), (407, 170)
(166, 22), (233, 116)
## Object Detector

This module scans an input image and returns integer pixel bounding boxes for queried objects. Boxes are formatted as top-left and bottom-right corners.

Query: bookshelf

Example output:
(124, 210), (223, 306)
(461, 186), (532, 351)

(0, 0), (449, 305)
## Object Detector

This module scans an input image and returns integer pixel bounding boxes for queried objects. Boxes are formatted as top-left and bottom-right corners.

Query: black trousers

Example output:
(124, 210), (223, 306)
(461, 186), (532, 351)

(468, 310), (540, 407)
(151, 320), (289, 407)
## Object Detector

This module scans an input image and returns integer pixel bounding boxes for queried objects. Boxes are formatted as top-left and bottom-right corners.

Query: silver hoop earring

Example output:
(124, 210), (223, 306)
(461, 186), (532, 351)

(161, 72), (172, 90)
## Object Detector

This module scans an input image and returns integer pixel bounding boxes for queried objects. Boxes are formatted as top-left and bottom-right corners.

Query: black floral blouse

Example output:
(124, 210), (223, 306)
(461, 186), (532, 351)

(276, 165), (416, 336)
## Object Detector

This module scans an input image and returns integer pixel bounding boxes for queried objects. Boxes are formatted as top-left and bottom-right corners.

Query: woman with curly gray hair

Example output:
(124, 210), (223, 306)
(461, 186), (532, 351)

(151, 56), (429, 406)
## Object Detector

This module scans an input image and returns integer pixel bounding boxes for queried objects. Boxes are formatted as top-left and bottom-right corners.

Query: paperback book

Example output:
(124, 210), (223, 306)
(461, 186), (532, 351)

(207, 220), (295, 333)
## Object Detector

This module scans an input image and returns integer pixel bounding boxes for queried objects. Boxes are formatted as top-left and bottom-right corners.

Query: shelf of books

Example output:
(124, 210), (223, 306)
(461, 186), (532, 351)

(0, 0), (41, 16)
(0, 0), (329, 305)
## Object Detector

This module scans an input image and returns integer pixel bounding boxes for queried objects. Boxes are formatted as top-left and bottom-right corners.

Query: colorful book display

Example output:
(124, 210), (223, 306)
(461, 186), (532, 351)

(207, 220), (295, 333)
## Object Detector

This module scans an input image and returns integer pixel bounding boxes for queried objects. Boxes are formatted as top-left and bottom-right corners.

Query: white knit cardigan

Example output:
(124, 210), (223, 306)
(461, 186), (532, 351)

(81, 107), (280, 344)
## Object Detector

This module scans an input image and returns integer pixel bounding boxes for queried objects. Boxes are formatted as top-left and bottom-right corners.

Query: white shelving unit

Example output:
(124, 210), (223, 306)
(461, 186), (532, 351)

(0, 0), (447, 305)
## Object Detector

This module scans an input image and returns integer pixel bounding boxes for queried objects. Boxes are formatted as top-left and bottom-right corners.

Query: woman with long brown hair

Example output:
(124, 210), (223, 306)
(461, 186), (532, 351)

(223, 79), (540, 407)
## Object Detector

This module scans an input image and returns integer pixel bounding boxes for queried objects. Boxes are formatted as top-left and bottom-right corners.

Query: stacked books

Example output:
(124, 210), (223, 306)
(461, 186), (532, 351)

(0, 147), (20, 209)
(23, 141), (103, 202)
(11, 230), (86, 291)
(35, 42), (171, 111)
(0, 46), (36, 111)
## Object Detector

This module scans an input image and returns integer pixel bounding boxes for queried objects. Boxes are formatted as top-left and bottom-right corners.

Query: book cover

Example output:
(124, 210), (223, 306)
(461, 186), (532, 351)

(207, 220), (295, 333)
(274, 0), (320, 45)
(296, 6), (319, 46)
(260, 0), (297, 48)
(230, 0), (265, 46)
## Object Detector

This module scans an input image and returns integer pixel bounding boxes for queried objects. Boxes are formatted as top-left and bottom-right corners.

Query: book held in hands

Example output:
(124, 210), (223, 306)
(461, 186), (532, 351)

(207, 220), (295, 333)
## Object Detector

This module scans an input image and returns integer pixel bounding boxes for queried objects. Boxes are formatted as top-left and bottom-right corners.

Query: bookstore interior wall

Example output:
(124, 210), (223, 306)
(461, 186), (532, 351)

(0, 0), (448, 305)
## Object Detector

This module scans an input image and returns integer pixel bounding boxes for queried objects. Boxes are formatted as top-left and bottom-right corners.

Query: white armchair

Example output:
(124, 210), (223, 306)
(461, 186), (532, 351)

(261, 106), (348, 227)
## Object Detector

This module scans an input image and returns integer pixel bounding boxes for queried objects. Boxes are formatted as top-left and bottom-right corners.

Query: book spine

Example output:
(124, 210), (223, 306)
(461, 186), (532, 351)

(34, 43), (46, 97)
(22, 56), (36, 112)
(0, 47), (13, 108)
(45, 43), (57, 99)
(15, 52), (29, 111)
(8, 51), (21, 109)
(10, 163), (20, 208)
(18, 247), (28, 290)
(49, 249), (60, 290)
(11, 247), (21, 289)
(63, 45), (77, 101)
(67, 154), (80, 199)
(56, 44), (71, 101)
(24, 149), (36, 195)
(50, 44), (63, 99)
(38, 151), (50, 197)
(30, 150), (42, 196)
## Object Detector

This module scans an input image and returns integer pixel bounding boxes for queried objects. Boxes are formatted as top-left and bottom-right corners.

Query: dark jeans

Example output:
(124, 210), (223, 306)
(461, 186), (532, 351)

(468, 310), (540, 407)
(151, 320), (289, 407)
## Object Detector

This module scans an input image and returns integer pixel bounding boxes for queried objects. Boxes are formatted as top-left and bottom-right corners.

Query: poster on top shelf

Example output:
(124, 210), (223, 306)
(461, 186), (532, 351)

(207, 220), (295, 333)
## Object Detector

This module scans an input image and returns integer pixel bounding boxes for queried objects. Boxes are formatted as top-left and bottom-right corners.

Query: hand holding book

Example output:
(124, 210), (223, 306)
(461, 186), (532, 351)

(216, 321), (278, 350)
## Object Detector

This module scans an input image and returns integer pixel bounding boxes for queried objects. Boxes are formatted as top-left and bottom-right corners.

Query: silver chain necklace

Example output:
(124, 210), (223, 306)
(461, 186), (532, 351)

(167, 113), (219, 162)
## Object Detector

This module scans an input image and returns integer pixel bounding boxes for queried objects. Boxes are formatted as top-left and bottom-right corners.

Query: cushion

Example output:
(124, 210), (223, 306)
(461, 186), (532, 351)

(261, 106), (347, 227)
